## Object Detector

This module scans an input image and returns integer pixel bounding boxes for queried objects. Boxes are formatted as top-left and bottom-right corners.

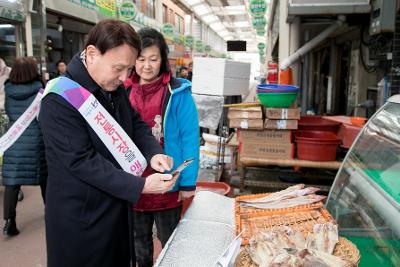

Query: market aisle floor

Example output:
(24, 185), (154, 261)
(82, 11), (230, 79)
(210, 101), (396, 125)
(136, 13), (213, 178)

(0, 186), (162, 267)
(0, 186), (46, 267)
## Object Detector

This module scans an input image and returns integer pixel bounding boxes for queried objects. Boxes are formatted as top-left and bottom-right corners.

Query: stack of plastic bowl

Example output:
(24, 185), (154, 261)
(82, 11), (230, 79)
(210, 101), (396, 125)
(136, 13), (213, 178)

(256, 84), (299, 108)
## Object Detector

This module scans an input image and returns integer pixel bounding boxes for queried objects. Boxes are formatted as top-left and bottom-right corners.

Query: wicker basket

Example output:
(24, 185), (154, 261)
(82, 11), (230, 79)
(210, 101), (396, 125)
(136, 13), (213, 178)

(234, 237), (360, 267)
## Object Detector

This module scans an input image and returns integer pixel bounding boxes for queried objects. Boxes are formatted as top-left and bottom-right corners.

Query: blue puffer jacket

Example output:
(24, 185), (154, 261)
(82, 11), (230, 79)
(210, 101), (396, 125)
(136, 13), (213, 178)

(163, 78), (199, 192)
(2, 80), (47, 186)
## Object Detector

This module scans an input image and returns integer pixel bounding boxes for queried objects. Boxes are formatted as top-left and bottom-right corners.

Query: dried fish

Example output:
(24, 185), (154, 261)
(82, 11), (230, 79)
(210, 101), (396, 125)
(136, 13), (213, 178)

(306, 223), (339, 254)
(240, 194), (327, 209)
(239, 184), (305, 204)
(246, 224), (346, 267)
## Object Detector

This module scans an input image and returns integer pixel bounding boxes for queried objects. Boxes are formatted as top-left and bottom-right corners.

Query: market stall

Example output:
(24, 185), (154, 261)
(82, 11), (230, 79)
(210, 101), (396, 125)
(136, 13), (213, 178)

(155, 95), (400, 266)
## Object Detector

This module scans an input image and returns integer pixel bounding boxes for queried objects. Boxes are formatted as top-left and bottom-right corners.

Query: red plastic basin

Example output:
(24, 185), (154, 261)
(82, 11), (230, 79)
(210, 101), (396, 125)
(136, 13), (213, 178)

(181, 181), (231, 217)
(298, 116), (340, 133)
(295, 131), (341, 161)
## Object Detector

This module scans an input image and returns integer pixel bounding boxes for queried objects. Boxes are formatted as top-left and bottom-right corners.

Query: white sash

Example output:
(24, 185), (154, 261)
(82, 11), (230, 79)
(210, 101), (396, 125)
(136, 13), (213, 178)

(0, 90), (43, 156)
(44, 77), (147, 176)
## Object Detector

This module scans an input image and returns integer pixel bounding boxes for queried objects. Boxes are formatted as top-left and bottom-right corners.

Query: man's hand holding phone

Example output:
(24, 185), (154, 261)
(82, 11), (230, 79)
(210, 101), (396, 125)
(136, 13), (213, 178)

(163, 158), (195, 181)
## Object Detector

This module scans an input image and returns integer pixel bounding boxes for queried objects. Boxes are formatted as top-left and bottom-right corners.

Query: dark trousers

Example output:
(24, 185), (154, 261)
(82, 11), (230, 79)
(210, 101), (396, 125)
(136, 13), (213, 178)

(133, 206), (182, 267)
(3, 183), (46, 220)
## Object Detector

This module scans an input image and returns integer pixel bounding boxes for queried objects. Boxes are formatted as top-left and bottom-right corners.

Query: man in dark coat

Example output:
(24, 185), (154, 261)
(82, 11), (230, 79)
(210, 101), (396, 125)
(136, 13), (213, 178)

(38, 19), (178, 267)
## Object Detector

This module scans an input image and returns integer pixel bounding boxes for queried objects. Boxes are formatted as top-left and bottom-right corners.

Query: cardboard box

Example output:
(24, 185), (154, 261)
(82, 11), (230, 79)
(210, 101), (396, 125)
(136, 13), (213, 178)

(192, 57), (251, 96)
(264, 119), (298, 130)
(229, 119), (264, 129)
(266, 108), (300, 120)
(240, 142), (294, 159)
(238, 129), (292, 144)
(228, 107), (263, 119)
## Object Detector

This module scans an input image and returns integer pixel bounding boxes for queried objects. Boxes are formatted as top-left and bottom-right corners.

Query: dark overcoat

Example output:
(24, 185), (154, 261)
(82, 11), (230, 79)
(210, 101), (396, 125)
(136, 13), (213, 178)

(2, 79), (47, 186)
(39, 54), (163, 267)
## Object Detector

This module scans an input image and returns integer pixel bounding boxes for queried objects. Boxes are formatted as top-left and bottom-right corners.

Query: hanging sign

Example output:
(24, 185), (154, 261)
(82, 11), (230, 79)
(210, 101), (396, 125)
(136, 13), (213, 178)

(162, 23), (174, 35)
(119, 1), (136, 21)
(249, 0), (267, 18)
(185, 35), (194, 48)
(257, 42), (265, 50)
(256, 29), (266, 36)
(195, 40), (203, 51)
(97, 0), (117, 17)
(252, 16), (267, 29)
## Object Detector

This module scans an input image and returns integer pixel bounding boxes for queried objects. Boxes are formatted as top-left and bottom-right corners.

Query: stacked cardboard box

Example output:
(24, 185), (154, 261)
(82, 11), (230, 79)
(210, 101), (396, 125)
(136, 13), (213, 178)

(264, 108), (300, 130)
(228, 106), (264, 130)
(191, 57), (251, 96)
(238, 129), (294, 159)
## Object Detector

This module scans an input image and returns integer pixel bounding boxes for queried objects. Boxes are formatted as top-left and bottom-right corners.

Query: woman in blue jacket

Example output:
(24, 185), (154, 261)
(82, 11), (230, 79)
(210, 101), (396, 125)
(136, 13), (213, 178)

(2, 57), (47, 236)
(124, 27), (199, 267)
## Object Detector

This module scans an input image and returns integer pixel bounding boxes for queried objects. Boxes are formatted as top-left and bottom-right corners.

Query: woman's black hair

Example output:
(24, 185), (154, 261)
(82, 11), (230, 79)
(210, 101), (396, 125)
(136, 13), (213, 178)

(137, 27), (170, 75)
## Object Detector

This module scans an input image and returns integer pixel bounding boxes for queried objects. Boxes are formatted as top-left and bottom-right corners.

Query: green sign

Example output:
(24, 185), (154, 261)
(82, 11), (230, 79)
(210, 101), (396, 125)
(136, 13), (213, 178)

(260, 56), (265, 64)
(119, 1), (136, 21)
(256, 29), (266, 36)
(257, 43), (265, 50)
(81, 0), (97, 10)
(195, 40), (203, 51)
(204, 45), (211, 53)
(252, 17), (267, 29)
(249, 0), (267, 18)
(0, 6), (24, 22)
(97, 0), (117, 17)
(185, 35), (194, 48)
(163, 23), (174, 35)
(259, 49), (265, 55)
(173, 34), (182, 44)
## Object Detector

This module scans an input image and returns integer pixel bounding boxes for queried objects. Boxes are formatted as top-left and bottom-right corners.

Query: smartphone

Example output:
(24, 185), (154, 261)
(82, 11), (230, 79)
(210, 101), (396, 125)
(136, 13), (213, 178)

(163, 158), (195, 181)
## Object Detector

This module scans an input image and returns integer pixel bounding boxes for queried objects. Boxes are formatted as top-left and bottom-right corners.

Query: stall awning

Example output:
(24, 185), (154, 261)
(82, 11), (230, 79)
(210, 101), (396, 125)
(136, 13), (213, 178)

(0, 0), (25, 22)
(288, 0), (371, 15)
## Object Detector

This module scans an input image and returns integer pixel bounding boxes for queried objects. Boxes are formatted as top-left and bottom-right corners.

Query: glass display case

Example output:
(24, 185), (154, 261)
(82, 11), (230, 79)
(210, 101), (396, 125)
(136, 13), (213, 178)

(326, 95), (400, 267)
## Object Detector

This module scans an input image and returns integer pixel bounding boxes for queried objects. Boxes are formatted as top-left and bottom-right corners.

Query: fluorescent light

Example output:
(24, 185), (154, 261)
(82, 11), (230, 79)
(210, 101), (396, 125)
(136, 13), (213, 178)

(233, 21), (249, 28)
(201, 14), (218, 23)
(193, 4), (211, 16)
(218, 30), (230, 36)
(209, 22), (225, 31)
(0, 24), (13, 28)
(185, 0), (203, 6)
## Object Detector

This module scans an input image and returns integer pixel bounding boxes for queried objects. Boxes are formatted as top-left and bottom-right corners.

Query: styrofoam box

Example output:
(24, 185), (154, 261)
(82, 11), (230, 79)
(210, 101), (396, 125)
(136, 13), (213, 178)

(192, 57), (251, 96)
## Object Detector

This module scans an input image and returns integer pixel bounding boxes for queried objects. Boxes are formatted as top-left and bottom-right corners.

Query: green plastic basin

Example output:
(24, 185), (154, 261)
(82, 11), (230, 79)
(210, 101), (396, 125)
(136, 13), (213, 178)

(257, 91), (298, 108)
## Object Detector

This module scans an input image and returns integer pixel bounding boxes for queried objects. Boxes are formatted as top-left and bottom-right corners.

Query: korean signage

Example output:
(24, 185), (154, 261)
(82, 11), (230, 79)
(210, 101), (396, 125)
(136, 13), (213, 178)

(0, 6), (24, 22)
(162, 23), (174, 35)
(184, 35), (194, 48)
(257, 29), (266, 36)
(119, 1), (136, 21)
(252, 16), (267, 29)
(195, 40), (203, 51)
(257, 42), (265, 50)
(249, 0), (267, 18)
(96, 0), (117, 17)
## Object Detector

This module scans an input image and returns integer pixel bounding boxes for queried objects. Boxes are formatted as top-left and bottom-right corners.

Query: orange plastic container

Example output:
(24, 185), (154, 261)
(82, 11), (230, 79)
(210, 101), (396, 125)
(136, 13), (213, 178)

(350, 117), (367, 127)
(181, 181), (231, 216)
(295, 131), (341, 161)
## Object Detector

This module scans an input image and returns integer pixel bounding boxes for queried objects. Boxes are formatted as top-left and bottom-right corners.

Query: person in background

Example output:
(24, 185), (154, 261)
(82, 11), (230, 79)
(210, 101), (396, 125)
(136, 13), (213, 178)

(124, 27), (199, 267)
(55, 59), (67, 77)
(2, 57), (47, 237)
(0, 58), (11, 110)
(187, 61), (193, 81)
(39, 19), (177, 267)
(178, 66), (189, 79)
